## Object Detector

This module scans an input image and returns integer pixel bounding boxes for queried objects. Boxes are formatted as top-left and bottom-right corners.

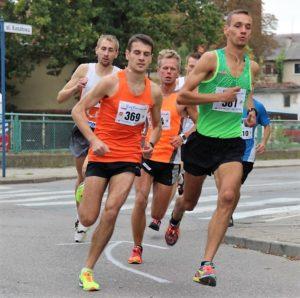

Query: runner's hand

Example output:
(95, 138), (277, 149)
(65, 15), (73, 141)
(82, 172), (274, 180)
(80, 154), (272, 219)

(220, 87), (241, 102)
(170, 135), (183, 149)
(77, 77), (88, 90)
(142, 143), (153, 159)
(256, 143), (266, 154)
(90, 138), (110, 156)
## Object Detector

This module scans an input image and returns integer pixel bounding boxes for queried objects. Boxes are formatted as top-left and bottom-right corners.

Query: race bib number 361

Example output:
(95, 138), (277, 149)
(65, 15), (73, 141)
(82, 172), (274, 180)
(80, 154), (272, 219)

(212, 87), (246, 113)
(115, 101), (148, 126)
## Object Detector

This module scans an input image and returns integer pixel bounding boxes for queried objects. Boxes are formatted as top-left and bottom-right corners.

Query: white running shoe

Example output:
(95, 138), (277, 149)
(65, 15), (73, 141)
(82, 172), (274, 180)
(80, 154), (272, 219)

(74, 219), (89, 243)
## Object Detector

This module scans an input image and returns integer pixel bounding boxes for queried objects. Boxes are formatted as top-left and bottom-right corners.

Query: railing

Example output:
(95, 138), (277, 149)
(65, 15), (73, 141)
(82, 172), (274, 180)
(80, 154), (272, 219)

(2, 113), (300, 153)
(5, 113), (74, 153)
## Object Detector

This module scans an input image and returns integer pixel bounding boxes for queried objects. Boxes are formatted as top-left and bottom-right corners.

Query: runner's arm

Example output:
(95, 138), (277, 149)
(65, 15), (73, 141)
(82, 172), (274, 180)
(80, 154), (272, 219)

(256, 124), (271, 154)
(57, 64), (88, 103)
(148, 84), (163, 146)
(177, 52), (240, 105)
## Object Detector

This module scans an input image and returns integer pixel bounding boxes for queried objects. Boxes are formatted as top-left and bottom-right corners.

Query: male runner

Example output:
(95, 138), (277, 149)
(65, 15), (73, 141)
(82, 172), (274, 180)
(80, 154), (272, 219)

(71, 34), (162, 291)
(229, 98), (271, 226)
(164, 9), (258, 287)
(57, 35), (120, 242)
(128, 49), (196, 264)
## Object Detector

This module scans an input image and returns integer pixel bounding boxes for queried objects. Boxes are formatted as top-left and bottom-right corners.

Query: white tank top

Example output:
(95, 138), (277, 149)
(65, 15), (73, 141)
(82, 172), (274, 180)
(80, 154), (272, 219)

(81, 63), (120, 127)
(81, 63), (120, 99)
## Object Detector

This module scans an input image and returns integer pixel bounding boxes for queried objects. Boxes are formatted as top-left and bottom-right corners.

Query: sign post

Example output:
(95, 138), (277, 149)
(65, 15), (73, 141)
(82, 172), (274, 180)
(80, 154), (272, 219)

(0, 20), (32, 177)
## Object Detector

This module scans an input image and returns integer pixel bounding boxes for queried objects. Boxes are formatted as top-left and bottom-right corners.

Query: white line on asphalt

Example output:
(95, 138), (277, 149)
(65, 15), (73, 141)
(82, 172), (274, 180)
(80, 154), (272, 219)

(199, 205), (300, 220)
(18, 200), (74, 206)
(0, 190), (73, 200)
(0, 194), (73, 203)
(0, 188), (42, 194)
(104, 241), (171, 284)
(264, 213), (300, 222)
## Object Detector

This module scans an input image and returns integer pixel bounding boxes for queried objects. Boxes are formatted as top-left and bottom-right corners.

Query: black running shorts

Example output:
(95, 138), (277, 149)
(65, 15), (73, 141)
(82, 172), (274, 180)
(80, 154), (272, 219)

(85, 161), (141, 179)
(182, 131), (245, 176)
(241, 161), (254, 184)
(141, 159), (181, 186)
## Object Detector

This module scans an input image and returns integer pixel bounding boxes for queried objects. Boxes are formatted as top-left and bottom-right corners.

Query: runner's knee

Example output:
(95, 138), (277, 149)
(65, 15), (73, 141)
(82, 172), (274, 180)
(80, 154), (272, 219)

(218, 189), (237, 208)
(78, 209), (98, 227)
(135, 191), (148, 210)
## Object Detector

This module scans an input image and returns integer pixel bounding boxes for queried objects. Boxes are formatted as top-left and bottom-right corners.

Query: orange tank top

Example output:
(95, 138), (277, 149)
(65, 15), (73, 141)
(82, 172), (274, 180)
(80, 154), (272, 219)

(147, 93), (182, 164)
(88, 70), (154, 163)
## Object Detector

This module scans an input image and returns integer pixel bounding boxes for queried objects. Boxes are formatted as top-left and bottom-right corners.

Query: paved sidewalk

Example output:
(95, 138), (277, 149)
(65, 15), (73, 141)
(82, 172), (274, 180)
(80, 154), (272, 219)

(0, 160), (299, 260)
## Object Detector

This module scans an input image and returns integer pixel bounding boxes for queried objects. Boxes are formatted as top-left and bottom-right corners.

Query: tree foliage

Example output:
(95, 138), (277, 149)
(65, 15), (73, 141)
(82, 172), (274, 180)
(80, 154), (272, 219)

(1, 0), (276, 96)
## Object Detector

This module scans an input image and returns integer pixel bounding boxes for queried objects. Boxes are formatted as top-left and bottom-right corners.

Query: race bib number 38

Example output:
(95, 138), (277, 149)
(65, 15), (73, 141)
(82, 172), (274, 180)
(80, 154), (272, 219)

(115, 101), (148, 126)
(212, 87), (246, 113)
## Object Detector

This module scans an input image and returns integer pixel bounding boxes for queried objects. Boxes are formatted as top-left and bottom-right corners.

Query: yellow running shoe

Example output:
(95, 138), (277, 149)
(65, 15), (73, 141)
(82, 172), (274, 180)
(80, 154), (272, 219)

(75, 183), (84, 204)
(79, 268), (100, 291)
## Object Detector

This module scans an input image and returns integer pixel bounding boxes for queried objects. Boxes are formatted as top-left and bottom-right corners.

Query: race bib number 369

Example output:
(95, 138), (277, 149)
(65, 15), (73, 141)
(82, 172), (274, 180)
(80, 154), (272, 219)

(212, 87), (246, 113)
(115, 101), (148, 126)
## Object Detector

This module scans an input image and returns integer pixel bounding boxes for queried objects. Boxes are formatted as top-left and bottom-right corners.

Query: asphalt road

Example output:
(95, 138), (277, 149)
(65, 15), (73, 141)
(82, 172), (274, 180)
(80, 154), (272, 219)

(1, 166), (299, 297)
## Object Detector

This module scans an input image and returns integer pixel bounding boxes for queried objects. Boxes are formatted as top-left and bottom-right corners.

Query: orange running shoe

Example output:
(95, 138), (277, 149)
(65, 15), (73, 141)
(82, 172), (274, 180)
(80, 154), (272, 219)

(128, 245), (143, 264)
(165, 223), (180, 246)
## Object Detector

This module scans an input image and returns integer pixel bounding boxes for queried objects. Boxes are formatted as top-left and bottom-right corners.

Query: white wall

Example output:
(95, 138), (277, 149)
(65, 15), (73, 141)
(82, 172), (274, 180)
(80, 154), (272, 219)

(254, 91), (300, 119)
(283, 61), (300, 84)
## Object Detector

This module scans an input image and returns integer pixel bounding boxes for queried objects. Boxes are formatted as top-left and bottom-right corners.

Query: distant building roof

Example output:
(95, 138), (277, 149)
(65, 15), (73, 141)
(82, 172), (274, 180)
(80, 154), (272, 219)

(264, 34), (300, 61)
(255, 81), (300, 93)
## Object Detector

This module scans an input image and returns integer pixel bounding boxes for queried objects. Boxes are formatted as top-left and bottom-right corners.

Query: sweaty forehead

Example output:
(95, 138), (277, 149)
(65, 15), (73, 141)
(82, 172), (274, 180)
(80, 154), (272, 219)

(230, 13), (252, 25)
(99, 39), (116, 49)
(160, 57), (179, 68)
(130, 41), (152, 52)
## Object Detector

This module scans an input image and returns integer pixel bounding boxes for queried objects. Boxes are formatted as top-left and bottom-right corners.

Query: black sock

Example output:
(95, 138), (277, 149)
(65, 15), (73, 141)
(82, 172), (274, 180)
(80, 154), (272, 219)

(201, 260), (214, 267)
(170, 213), (181, 226)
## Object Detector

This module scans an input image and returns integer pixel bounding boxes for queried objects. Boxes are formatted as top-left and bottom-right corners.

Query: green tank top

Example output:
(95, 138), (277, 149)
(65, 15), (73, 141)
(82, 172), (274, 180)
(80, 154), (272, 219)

(197, 48), (252, 138)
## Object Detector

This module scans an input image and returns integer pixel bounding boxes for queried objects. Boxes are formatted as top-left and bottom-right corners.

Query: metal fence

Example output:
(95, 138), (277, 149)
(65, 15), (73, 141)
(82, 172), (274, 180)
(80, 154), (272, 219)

(2, 113), (300, 153)
(5, 113), (74, 153)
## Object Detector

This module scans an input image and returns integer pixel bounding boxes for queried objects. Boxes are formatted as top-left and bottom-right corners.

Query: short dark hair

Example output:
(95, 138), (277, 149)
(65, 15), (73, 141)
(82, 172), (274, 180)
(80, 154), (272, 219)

(186, 52), (202, 62)
(226, 9), (250, 25)
(127, 34), (154, 53)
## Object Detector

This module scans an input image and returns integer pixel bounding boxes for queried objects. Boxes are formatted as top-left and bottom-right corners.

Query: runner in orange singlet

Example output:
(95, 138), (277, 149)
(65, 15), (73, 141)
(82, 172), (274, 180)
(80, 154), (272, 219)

(71, 34), (162, 291)
(128, 49), (197, 265)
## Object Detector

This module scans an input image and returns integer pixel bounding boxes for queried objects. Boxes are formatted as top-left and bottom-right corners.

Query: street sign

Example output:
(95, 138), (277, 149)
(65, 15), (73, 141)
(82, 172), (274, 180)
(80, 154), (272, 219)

(4, 22), (32, 35)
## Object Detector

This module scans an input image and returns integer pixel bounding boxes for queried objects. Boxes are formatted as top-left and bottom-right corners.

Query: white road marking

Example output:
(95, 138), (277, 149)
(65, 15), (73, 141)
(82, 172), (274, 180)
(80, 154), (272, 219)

(0, 190), (73, 200)
(0, 194), (73, 203)
(18, 200), (74, 206)
(199, 205), (300, 220)
(264, 213), (300, 222)
(104, 241), (171, 284)
(0, 188), (43, 195)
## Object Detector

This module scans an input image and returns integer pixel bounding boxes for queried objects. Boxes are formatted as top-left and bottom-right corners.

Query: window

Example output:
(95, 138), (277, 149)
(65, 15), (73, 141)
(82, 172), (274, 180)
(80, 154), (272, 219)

(295, 63), (300, 74)
(284, 94), (290, 107)
(264, 63), (277, 75)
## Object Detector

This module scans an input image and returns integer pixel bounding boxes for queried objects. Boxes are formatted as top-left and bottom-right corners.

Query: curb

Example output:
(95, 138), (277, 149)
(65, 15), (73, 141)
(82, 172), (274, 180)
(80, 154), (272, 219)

(224, 235), (300, 259)
(0, 176), (76, 185)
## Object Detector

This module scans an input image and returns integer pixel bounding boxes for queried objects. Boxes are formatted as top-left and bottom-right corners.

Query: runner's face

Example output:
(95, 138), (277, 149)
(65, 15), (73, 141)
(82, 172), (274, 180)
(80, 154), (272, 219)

(158, 58), (179, 85)
(95, 39), (118, 67)
(185, 57), (198, 75)
(225, 13), (252, 49)
(126, 41), (152, 73)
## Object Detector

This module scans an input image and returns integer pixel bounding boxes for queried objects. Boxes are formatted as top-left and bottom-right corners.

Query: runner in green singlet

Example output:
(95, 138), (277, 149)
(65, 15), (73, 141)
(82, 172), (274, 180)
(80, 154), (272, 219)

(165, 9), (259, 287)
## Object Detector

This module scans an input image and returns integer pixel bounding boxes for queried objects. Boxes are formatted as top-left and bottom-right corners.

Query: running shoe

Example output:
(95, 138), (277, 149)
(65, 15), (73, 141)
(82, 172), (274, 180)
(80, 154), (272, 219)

(74, 219), (89, 243)
(128, 245), (143, 264)
(177, 173), (184, 195)
(75, 183), (84, 204)
(228, 216), (234, 227)
(79, 268), (100, 291)
(193, 262), (217, 287)
(165, 223), (180, 246)
(148, 219), (161, 231)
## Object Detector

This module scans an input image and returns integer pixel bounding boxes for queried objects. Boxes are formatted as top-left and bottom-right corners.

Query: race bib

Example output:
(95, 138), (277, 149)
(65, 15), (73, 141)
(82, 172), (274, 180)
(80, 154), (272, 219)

(242, 122), (253, 140)
(212, 87), (246, 113)
(115, 101), (148, 126)
(161, 110), (171, 130)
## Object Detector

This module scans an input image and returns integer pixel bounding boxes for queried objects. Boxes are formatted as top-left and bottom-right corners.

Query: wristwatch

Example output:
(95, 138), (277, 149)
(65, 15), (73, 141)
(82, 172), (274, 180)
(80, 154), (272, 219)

(180, 133), (187, 142)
